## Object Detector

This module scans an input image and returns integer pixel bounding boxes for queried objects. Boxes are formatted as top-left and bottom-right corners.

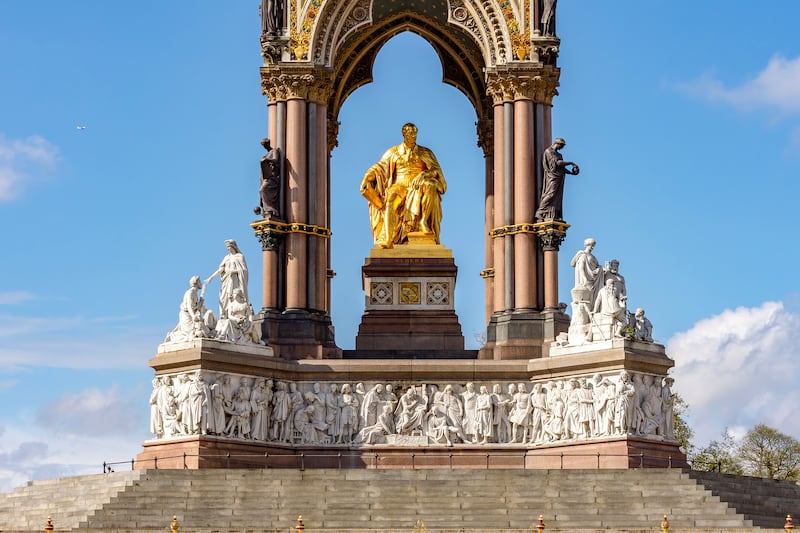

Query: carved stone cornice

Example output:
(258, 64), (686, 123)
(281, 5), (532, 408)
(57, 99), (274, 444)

(485, 67), (560, 105)
(260, 65), (334, 104)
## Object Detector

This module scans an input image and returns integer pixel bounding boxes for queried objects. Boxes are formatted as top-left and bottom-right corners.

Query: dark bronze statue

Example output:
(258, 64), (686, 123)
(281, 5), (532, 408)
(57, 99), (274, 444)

(256, 138), (282, 218)
(535, 138), (579, 222)
(260, 0), (284, 36)
(541, 0), (557, 36)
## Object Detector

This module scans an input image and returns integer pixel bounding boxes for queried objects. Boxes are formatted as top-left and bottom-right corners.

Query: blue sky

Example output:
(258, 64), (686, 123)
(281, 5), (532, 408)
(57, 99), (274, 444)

(1, 2), (799, 490)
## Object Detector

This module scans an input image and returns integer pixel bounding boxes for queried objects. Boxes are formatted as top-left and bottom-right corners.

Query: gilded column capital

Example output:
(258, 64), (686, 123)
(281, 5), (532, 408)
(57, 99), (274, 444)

(533, 220), (570, 251)
(327, 116), (340, 154)
(260, 66), (334, 104)
(485, 67), (560, 104)
(476, 117), (493, 158)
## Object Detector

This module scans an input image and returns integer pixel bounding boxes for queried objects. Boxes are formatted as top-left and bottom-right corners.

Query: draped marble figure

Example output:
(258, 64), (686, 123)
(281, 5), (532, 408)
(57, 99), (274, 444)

(205, 240), (249, 319)
(361, 123), (446, 248)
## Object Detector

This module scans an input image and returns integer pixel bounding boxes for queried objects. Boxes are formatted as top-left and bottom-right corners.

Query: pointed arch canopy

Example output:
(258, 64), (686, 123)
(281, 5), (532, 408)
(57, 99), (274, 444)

(305, 0), (520, 122)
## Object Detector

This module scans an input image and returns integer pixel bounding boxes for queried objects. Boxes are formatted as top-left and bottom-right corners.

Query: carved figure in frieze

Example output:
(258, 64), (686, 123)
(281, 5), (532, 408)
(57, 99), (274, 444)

(205, 240), (249, 319)
(509, 383), (532, 443)
(382, 384), (399, 411)
(640, 375), (664, 437)
(337, 383), (359, 443)
(661, 377), (675, 439)
(577, 378), (596, 438)
(355, 404), (395, 445)
(354, 383), (366, 429)
(535, 138), (579, 222)
(324, 384), (341, 439)
(442, 385), (464, 429)
(492, 384), (513, 444)
(592, 374), (613, 437)
(256, 138), (282, 217)
(614, 371), (636, 435)
(475, 386), (493, 444)
(361, 384), (384, 429)
(293, 406), (317, 444)
(461, 382), (478, 443)
(563, 379), (581, 439)
(395, 386), (427, 435)
(283, 382), (305, 442)
(529, 383), (548, 444)
(305, 388), (329, 442)
(187, 372), (207, 436)
(426, 404), (465, 446)
(226, 388), (252, 439)
(207, 376), (226, 436)
(271, 381), (290, 441)
(543, 392), (565, 442)
(149, 377), (165, 438)
(250, 378), (272, 441)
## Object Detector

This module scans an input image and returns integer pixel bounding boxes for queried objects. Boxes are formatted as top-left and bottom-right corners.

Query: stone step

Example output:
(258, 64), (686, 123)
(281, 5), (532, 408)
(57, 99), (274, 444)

(2, 468), (782, 531)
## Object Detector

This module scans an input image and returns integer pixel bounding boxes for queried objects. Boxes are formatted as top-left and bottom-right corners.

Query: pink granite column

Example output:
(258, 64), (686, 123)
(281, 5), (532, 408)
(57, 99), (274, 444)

(315, 104), (328, 313)
(492, 102), (506, 313)
(285, 98), (307, 310)
(543, 247), (558, 309)
(513, 98), (537, 310)
(484, 146), (494, 325)
(262, 101), (283, 310)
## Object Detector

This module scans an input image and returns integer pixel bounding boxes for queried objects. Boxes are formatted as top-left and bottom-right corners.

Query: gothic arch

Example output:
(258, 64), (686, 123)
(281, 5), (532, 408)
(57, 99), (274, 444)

(257, 0), (567, 359)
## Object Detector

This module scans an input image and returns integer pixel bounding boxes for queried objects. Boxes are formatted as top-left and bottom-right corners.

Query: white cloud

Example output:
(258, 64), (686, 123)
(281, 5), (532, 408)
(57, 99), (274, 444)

(0, 386), (150, 493)
(676, 55), (800, 114)
(0, 291), (37, 305)
(0, 134), (60, 202)
(668, 301), (800, 447)
(36, 385), (145, 437)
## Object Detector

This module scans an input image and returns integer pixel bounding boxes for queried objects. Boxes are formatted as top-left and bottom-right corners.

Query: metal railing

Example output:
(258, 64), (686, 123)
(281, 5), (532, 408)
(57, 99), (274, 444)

(104, 450), (681, 473)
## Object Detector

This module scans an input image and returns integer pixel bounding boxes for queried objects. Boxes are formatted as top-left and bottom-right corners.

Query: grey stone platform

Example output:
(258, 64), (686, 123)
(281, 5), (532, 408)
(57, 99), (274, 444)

(0, 468), (796, 531)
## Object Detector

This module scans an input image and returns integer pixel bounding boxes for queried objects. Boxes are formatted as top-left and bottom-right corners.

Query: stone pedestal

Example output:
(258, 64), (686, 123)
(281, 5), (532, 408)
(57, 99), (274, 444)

(355, 238), (465, 353)
(139, 337), (685, 471)
(480, 308), (570, 360)
(259, 309), (342, 360)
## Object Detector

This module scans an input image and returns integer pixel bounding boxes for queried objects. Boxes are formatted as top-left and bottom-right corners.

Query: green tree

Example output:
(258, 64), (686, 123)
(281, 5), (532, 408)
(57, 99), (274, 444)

(738, 424), (800, 480)
(672, 393), (694, 458)
(691, 429), (744, 474)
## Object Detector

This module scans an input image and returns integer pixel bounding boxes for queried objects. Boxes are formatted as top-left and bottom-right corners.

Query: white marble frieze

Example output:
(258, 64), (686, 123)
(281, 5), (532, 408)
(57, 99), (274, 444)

(148, 370), (676, 447)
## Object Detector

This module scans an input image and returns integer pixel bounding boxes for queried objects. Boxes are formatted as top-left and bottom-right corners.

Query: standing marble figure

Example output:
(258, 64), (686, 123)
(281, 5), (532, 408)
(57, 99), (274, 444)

(535, 138), (579, 222)
(360, 123), (447, 248)
(205, 240), (249, 319)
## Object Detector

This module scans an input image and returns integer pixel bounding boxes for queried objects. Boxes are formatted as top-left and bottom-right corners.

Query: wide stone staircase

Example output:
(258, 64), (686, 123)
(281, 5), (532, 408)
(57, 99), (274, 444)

(688, 471), (800, 529)
(0, 468), (795, 531)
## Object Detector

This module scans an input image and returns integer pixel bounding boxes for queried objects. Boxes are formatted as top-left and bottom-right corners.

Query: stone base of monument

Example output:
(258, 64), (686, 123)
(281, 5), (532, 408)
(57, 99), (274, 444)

(136, 434), (686, 470)
(354, 238), (465, 353)
(258, 308), (342, 359)
(141, 338), (683, 470)
(480, 308), (570, 359)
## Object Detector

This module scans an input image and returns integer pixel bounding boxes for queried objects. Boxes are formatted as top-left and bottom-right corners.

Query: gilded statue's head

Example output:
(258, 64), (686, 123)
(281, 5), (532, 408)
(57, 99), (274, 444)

(401, 122), (418, 144)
